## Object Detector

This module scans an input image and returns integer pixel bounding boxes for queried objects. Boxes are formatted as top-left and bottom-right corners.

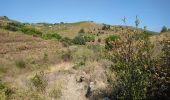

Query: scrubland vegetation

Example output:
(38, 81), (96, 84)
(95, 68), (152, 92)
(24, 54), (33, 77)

(0, 16), (170, 100)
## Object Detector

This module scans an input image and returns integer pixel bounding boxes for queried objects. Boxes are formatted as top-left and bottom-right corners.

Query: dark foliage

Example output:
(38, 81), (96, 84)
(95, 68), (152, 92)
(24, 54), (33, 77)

(21, 27), (42, 36)
(102, 24), (111, 30)
(105, 35), (120, 50)
(79, 28), (85, 33)
(42, 33), (61, 40)
(161, 26), (168, 33)
(72, 36), (86, 45)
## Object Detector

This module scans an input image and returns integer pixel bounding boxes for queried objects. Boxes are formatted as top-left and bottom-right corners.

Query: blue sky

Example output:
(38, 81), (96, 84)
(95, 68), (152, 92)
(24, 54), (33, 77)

(0, 0), (170, 32)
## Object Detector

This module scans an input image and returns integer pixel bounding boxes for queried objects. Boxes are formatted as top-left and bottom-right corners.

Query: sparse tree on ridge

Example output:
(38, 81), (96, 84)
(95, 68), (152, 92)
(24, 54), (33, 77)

(122, 16), (127, 25)
(160, 26), (168, 33)
(135, 16), (140, 28)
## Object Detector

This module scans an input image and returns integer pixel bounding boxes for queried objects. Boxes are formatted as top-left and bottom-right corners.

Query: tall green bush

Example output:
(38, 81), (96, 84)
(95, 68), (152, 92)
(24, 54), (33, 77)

(109, 31), (153, 99)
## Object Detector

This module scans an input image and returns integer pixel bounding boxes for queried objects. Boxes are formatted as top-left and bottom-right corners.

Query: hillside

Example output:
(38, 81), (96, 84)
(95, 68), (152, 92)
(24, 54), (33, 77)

(0, 16), (170, 100)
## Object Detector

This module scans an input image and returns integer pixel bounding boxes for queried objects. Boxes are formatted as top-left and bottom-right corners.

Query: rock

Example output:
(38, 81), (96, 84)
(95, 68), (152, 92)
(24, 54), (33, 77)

(85, 82), (95, 98)
(76, 75), (85, 83)
(89, 82), (95, 91)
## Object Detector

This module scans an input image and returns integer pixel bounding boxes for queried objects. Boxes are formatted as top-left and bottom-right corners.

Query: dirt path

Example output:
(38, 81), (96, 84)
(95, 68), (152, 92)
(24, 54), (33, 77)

(60, 74), (87, 100)
(47, 62), (87, 100)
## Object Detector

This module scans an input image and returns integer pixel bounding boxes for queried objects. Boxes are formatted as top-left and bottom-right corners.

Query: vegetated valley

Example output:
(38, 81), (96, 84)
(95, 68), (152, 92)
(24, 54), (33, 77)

(0, 16), (170, 100)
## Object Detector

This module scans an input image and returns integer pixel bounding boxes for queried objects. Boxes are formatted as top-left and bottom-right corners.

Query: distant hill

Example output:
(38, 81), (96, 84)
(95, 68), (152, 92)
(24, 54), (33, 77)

(0, 16), (158, 39)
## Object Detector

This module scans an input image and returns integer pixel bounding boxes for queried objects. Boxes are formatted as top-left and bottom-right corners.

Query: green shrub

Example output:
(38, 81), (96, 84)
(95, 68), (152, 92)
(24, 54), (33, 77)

(4, 22), (24, 32)
(72, 47), (93, 63)
(43, 52), (48, 63)
(78, 28), (85, 33)
(4, 24), (18, 31)
(84, 35), (95, 42)
(72, 36), (86, 45)
(78, 32), (95, 42)
(42, 33), (61, 40)
(3, 22), (43, 37)
(73, 61), (85, 70)
(30, 71), (48, 92)
(0, 81), (14, 99)
(105, 35), (120, 42)
(15, 59), (26, 68)
(60, 37), (73, 47)
(21, 27), (42, 36)
(108, 32), (153, 99)
(105, 35), (120, 50)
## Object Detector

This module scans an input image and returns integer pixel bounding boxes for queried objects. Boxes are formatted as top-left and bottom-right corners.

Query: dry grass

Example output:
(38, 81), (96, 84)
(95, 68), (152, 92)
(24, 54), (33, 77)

(0, 29), (63, 79)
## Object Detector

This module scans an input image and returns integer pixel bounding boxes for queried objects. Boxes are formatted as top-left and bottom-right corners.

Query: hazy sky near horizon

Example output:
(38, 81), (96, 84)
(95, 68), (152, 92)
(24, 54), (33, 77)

(0, 0), (170, 32)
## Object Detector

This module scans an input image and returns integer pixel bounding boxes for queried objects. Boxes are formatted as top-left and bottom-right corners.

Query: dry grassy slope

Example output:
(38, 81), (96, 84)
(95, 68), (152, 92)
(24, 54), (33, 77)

(150, 31), (170, 42)
(0, 29), (61, 58)
(0, 29), (63, 77)
(149, 31), (170, 57)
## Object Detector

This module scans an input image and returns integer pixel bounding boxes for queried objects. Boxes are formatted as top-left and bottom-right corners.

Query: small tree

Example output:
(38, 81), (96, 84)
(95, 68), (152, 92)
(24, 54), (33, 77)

(108, 17), (154, 99)
(122, 16), (127, 25)
(135, 16), (140, 28)
(79, 28), (85, 33)
(160, 26), (168, 33)
(60, 22), (64, 24)
(102, 24), (111, 30)
(144, 26), (147, 31)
